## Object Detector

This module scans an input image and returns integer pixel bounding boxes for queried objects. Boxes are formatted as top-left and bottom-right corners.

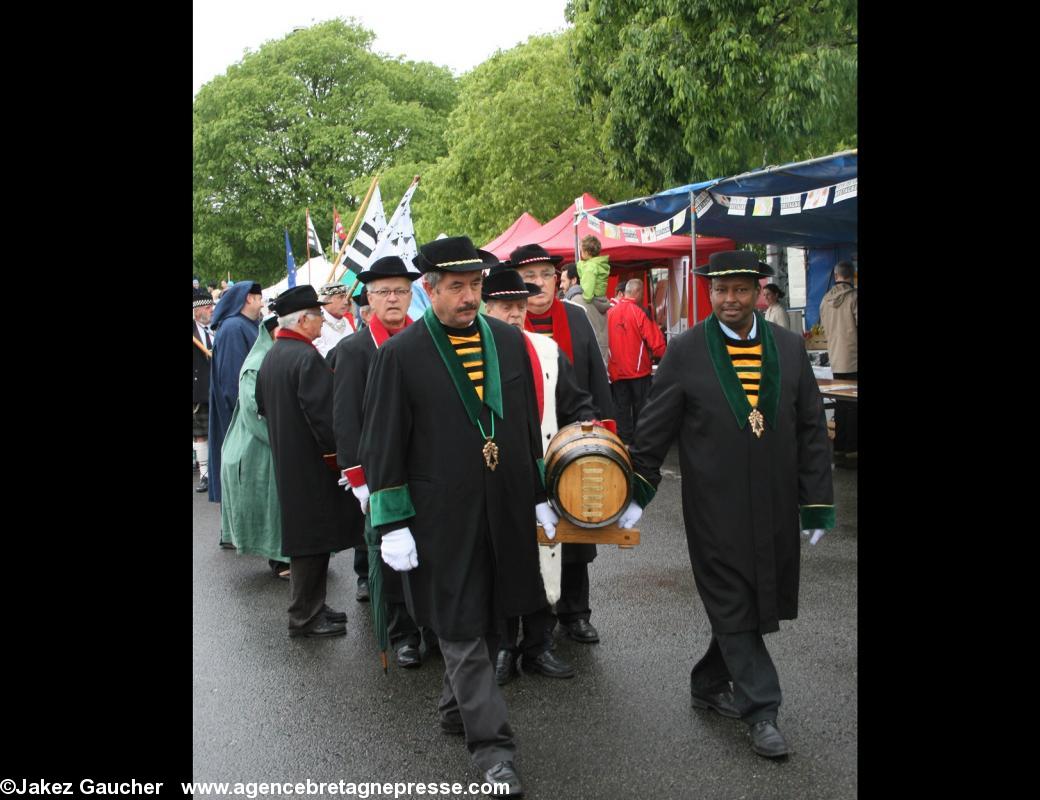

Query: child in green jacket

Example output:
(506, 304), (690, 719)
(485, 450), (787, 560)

(577, 235), (611, 314)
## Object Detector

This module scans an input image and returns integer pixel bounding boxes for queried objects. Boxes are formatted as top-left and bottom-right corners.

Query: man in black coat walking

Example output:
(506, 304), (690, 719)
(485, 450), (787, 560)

(256, 286), (364, 639)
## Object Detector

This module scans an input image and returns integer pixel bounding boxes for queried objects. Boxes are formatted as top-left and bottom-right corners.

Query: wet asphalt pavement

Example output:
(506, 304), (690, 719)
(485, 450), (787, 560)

(193, 447), (857, 799)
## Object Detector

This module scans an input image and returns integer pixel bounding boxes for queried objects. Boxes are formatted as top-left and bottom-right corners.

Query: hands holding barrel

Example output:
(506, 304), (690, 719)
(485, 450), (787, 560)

(618, 501), (643, 529)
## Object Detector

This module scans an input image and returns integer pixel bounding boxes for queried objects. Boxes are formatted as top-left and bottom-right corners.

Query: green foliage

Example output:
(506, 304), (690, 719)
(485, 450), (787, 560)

(568, 0), (857, 187)
(416, 32), (644, 246)
(193, 19), (457, 286)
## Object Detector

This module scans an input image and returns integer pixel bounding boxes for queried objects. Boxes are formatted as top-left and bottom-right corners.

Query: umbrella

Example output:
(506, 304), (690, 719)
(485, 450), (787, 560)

(363, 514), (390, 673)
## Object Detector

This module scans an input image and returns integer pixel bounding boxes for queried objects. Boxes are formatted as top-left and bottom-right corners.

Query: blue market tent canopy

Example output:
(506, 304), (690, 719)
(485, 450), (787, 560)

(590, 151), (857, 248)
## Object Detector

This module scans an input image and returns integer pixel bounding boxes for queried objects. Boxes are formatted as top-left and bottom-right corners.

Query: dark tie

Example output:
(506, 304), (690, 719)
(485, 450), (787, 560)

(203, 327), (212, 349)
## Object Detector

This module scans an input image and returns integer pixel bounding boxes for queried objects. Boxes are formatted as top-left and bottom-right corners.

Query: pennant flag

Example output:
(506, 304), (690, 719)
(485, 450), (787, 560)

(332, 207), (346, 255)
(803, 187), (830, 209)
(285, 229), (297, 289)
(671, 208), (687, 231)
(621, 226), (639, 243)
(695, 191), (714, 219)
(833, 178), (857, 203)
(752, 197), (774, 216)
(339, 185), (387, 279)
(603, 222), (620, 239)
(587, 215), (602, 233)
(728, 197), (748, 216)
(306, 209), (325, 258)
(640, 226), (657, 243)
(780, 193), (802, 215)
(655, 221), (671, 239)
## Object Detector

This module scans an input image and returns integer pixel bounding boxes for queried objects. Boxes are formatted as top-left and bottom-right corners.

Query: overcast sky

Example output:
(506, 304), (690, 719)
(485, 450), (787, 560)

(193, 0), (571, 96)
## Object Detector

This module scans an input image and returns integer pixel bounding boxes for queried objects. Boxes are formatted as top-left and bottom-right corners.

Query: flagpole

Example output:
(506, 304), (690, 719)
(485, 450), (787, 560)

(306, 208), (312, 286)
(689, 191), (698, 325)
(328, 175), (380, 284)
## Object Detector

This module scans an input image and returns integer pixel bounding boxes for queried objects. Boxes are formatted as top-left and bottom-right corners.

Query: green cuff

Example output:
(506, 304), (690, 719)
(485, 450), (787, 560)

(536, 458), (546, 491)
(800, 505), (835, 530)
(632, 473), (657, 509)
(370, 485), (416, 529)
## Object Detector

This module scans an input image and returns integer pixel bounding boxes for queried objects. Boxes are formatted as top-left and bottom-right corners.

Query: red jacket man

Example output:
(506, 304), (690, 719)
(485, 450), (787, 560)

(607, 280), (667, 443)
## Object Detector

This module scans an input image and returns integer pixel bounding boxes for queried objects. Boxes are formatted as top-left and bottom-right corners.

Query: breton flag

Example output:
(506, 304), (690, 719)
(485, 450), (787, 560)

(306, 208), (325, 259)
(367, 178), (430, 318)
(284, 229), (297, 288)
(339, 185), (387, 281)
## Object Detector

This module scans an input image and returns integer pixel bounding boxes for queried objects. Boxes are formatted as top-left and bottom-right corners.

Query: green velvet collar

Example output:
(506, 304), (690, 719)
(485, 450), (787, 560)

(423, 306), (503, 425)
(705, 312), (780, 431)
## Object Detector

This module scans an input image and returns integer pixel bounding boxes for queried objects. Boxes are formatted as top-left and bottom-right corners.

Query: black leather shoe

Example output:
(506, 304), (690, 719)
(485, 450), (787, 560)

(484, 761), (523, 796)
(322, 605), (347, 624)
(396, 643), (421, 668)
(439, 717), (464, 735)
(356, 578), (370, 602)
(495, 649), (519, 685)
(218, 538), (236, 550)
(195, 475), (209, 493)
(289, 615), (346, 639)
(523, 649), (575, 678)
(749, 720), (789, 758)
(691, 688), (741, 719)
(562, 619), (600, 643)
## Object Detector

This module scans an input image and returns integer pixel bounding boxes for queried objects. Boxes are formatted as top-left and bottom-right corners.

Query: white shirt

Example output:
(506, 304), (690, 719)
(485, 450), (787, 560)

(314, 308), (356, 357)
(718, 315), (757, 340)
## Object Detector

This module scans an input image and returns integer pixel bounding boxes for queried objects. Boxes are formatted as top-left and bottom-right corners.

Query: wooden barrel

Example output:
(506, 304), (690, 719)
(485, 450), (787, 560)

(543, 421), (633, 528)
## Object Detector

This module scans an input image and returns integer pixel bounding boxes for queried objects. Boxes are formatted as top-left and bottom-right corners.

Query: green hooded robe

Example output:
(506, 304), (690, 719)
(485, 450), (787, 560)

(220, 325), (287, 563)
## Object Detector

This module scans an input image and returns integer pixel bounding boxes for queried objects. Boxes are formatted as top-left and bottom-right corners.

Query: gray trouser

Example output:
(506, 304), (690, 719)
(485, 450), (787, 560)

(438, 636), (516, 770)
(690, 631), (782, 725)
(287, 553), (330, 632)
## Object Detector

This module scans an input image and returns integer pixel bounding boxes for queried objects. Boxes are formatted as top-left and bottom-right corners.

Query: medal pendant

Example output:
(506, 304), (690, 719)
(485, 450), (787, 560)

(482, 437), (500, 471)
(748, 409), (765, 438)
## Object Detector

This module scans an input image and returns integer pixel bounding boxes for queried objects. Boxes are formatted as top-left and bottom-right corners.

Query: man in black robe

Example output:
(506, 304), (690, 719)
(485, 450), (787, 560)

(331, 255), (426, 668)
(510, 243), (615, 646)
(480, 263), (598, 685)
(619, 250), (835, 759)
(256, 285), (364, 639)
(359, 237), (556, 796)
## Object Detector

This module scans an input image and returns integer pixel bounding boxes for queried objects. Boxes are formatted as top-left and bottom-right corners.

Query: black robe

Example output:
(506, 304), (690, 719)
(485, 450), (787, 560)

(628, 314), (834, 634)
(192, 321), (211, 405)
(255, 336), (364, 558)
(330, 325), (404, 602)
(359, 314), (548, 639)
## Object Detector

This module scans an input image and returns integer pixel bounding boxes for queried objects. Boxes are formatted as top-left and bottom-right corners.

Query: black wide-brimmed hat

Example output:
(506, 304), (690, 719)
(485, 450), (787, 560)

(508, 243), (563, 268)
(193, 288), (214, 308)
(358, 255), (423, 284)
(412, 236), (485, 274)
(478, 248), (506, 268)
(694, 250), (774, 278)
(481, 264), (541, 301)
(272, 285), (329, 316)
(763, 283), (785, 299)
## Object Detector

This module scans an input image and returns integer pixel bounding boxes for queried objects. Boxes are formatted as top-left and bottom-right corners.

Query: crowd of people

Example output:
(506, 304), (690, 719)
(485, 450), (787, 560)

(193, 237), (840, 794)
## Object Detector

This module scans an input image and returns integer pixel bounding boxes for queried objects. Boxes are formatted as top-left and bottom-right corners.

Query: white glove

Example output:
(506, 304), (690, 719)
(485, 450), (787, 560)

(535, 501), (559, 540)
(381, 528), (419, 571)
(618, 501), (643, 529)
(803, 528), (826, 545)
(351, 483), (370, 514)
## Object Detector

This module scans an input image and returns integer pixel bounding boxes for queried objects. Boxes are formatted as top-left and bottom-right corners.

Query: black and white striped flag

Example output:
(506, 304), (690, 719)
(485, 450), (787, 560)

(306, 209), (325, 258)
(340, 185), (387, 276)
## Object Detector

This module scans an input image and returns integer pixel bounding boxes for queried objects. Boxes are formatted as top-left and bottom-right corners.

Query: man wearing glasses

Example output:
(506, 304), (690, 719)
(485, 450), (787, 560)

(332, 255), (425, 668)
(256, 285), (363, 639)
(508, 243), (614, 648)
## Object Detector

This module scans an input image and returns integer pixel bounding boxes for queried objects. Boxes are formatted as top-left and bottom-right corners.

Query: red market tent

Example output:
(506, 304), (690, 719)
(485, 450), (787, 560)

(487, 193), (735, 323)
(482, 212), (542, 254)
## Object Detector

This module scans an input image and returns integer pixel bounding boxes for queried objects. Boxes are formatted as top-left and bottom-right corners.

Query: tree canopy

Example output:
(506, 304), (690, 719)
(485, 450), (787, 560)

(567, 0), (857, 187)
(193, 19), (457, 286)
(416, 32), (644, 246)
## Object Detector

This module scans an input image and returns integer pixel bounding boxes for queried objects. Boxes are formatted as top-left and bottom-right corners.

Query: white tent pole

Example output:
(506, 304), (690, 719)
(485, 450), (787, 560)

(690, 191), (698, 325)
